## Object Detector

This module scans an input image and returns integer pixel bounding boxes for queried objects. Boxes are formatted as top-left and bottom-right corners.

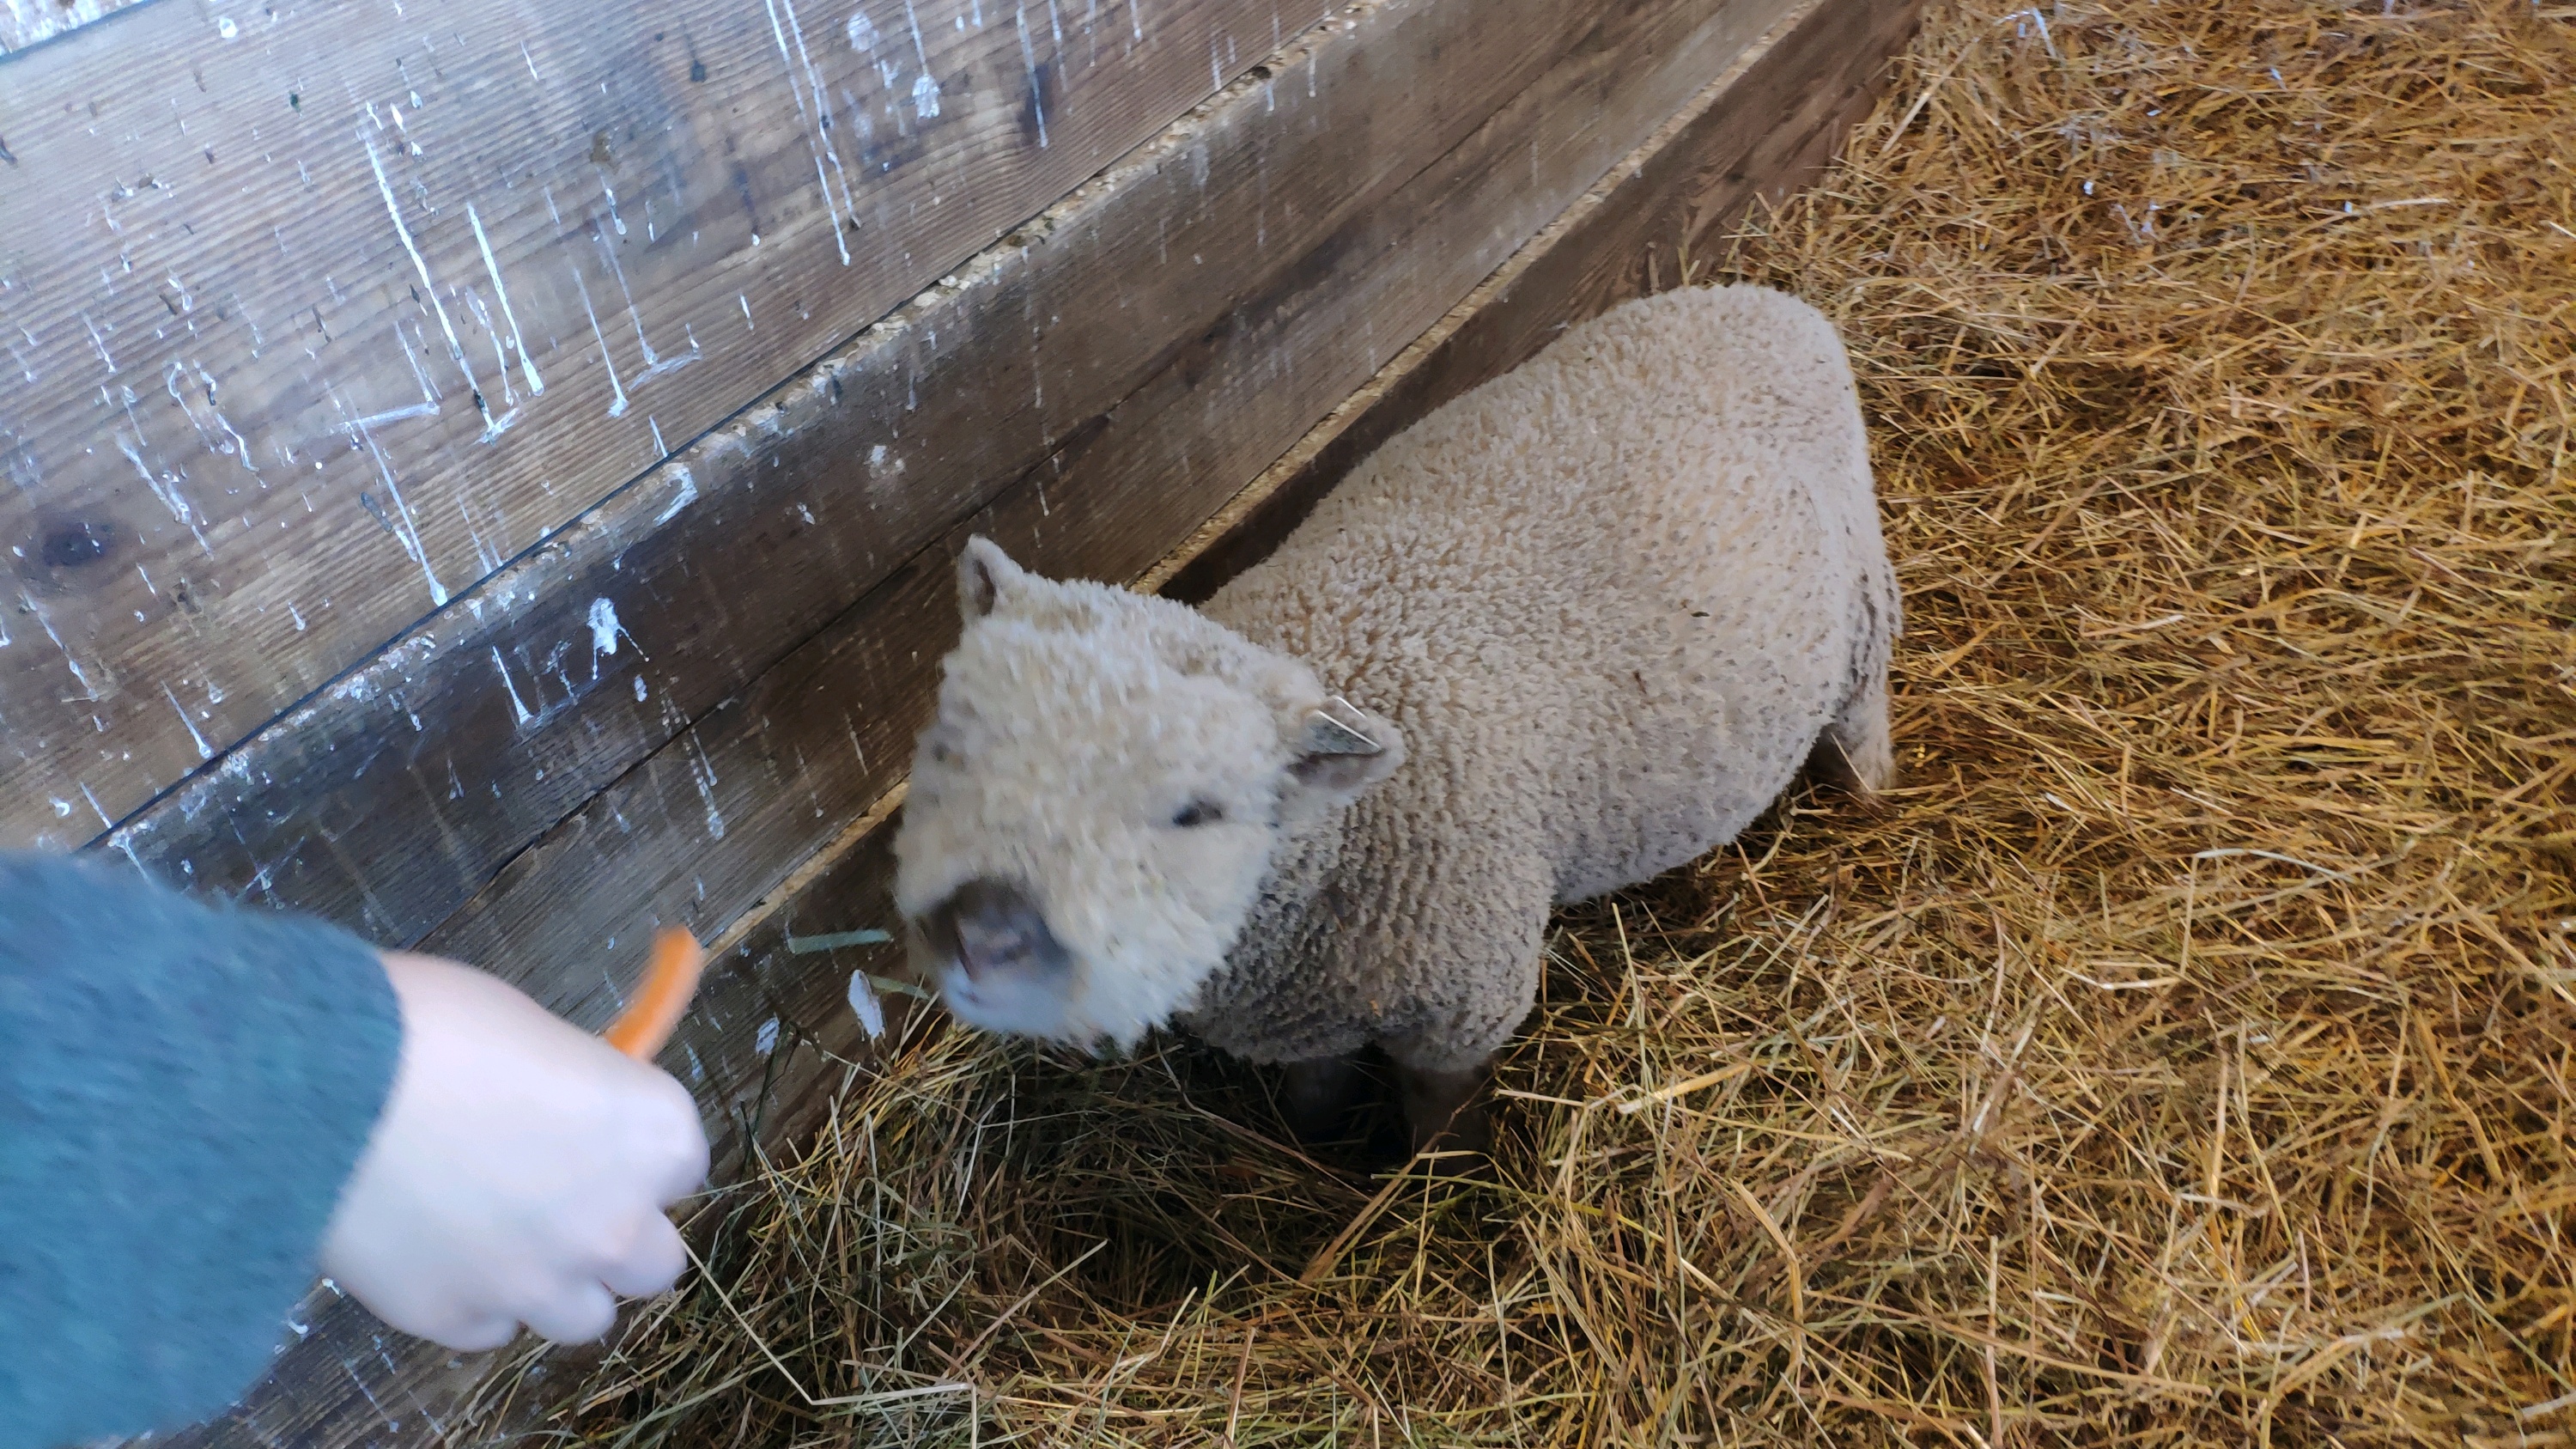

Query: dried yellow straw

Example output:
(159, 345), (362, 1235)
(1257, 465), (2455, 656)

(465, 0), (2575, 1440)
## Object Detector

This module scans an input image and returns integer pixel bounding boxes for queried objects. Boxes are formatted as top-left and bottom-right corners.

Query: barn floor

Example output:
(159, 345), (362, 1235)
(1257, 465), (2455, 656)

(465, 0), (2575, 1441)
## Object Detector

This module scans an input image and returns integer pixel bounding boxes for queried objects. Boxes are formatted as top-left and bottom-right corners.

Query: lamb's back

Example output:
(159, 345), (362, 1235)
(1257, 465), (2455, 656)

(1211, 284), (1884, 896)
(1180, 289), (1888, 1063)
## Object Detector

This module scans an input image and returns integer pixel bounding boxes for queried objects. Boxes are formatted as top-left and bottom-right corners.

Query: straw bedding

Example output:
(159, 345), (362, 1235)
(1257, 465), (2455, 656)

(467, 0), (2574, 1440)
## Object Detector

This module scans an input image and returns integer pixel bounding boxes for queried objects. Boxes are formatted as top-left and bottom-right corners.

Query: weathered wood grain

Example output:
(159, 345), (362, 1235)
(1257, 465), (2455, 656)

(148, 0), (1923, 1440)
(0, 0), (146, 58)
(0, 0), (1306, 850)
(415, 0), (1797, 1008)
(1158, 0), (1933, 602)
(76, 4), (1386, 947)
(97, 0), (1785, 962)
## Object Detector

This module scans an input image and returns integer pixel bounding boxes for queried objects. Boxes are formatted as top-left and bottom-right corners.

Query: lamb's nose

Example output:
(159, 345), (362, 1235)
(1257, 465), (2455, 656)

(927, 878), (1069, 983)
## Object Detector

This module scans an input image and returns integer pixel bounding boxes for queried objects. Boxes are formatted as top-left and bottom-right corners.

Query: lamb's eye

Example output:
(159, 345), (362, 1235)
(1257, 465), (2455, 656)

(1171, 800), (1224, 828)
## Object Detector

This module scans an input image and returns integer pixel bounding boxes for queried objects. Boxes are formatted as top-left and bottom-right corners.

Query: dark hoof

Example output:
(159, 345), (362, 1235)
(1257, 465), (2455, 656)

(1279, 1055), (1363, 1145)
(1397, 1062), (1492, 1165)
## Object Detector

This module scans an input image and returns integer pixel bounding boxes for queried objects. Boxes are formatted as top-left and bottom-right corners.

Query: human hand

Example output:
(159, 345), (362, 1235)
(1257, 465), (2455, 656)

(318, 952), (710, 1350)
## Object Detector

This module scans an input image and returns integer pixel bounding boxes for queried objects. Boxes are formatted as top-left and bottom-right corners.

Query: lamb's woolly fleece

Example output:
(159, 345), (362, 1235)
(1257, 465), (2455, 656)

(896, 284), (1896, 1074)
(1194, 284), (1897, 1072)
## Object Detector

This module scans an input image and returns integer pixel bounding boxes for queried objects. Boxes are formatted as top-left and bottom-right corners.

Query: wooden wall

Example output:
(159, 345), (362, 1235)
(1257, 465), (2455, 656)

(0, 0), (1923, 1440)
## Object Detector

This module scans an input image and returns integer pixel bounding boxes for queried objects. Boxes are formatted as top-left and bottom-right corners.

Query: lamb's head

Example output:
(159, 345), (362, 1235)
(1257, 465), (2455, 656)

(891, 537), (1405, 1050)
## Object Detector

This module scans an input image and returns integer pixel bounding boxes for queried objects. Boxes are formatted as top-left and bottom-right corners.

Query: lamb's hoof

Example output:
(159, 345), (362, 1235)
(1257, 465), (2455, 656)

(1398, 1064), (1492, 1177)
(1279, 1055), (1363, 1146)
(1807, 732), (1898, 808)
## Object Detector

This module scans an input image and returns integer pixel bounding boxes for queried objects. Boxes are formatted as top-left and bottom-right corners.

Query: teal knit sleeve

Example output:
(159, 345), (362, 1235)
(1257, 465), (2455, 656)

(0, 852), (404, 1449)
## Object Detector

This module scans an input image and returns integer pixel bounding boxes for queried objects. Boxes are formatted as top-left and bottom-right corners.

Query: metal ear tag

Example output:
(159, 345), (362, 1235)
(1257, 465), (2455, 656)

(1299, 696), (1383, 757)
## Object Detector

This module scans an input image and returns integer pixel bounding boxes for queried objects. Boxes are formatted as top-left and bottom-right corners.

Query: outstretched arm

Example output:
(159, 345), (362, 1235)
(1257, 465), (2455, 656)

(0, 855), (708, 1449)
(0, 852), (404, 1449)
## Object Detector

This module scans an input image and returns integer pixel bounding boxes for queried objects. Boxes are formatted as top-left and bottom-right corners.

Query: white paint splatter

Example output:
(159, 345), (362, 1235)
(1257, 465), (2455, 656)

(901, 0), (931, 62)
(1015, 3), (1048, 146)
(463, 292), (519, 412)
(114, 432), (210, 551)
(633, 674), (648, 702)
(216, 15), (238, 38)
(763, 0), (859, 265)
(686, 734), (726, 838)
(756, 1017), (781, 1054)
(392, 321), (443, 406)
(490, 648), (534, 725)
(568, 265), (630, 417)
(592, 229), (697, 382)
(352, 417), (447, 605)
(848, 971), (885, 1039)
(654, 466), (699, 524)
(586, 596), (629, 678)
(587, 596), (622, 649)
(899, 0), (945, 116)
(466, 203), (544, 397)
(351, 401), (439, 430)
(364, 137), (488, 418)
(848, 9), (877, 47)
(460, 498), (503, 574)
(161, 682), (215, 759)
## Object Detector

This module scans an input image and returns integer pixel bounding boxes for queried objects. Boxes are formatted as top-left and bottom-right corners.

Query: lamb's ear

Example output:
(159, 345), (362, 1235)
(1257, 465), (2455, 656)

(957, 536), (1029, 621)
(1285, 696), (1405, 801)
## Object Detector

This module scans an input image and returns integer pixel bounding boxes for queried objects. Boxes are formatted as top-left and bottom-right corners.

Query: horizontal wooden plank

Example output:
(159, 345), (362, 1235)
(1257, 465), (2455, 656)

(0, 0), (147, 58)
(1157, 0), (1932, 602)
(0, 0), (1302, 850)
(416, 0), (1795, 1005)
(150, 0), (1923, 1439)
(81, 5), (1375, 945)
(97, 0), (1783, 957)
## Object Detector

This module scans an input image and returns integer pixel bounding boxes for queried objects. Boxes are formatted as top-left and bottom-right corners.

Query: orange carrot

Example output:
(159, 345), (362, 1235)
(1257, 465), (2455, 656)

(602, 926), (706, 1060)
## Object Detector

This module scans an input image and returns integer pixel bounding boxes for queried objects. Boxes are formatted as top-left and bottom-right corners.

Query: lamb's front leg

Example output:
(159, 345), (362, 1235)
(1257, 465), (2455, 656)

(1381, 867), (1549, 1166)
(1278, 1052), (1363, 1144)
(1392, 1057), (1492, 1158)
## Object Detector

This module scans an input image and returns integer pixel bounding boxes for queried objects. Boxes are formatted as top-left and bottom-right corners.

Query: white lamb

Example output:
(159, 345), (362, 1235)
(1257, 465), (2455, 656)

(890, 284), (1899, 1154)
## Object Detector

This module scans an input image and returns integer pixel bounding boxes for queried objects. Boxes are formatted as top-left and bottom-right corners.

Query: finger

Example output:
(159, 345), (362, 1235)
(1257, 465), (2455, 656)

(423, 1312), (523, 1355)
(371, 1296), (519, 1354)
(634, 1073), (713, 1202)
(596, 1209), (690, 1299)
(520, 1279), (620, 1345)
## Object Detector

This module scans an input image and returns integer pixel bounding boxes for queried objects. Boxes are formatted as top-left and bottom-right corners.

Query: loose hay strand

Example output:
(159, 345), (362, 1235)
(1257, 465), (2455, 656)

(470, 0), (2576, 1441)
